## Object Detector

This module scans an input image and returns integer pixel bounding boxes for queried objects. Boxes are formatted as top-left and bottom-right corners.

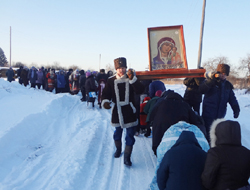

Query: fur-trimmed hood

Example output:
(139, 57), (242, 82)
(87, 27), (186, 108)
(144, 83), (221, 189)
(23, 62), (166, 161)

(210, 118), (241, 148)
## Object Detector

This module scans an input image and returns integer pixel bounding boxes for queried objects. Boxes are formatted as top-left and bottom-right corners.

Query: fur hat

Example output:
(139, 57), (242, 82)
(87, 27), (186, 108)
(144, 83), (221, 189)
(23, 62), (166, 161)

(100, 69), (105, 73)
(114, 57), (127, 70)
(217, 63), (230, 76)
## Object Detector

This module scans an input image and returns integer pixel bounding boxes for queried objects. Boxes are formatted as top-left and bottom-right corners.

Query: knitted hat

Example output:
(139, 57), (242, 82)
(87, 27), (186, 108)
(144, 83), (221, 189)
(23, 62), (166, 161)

(86, 71), (91, 78)
(155, 90), (162, 97)
(114, 57), (127, 70)
(217, 63), (230, 76)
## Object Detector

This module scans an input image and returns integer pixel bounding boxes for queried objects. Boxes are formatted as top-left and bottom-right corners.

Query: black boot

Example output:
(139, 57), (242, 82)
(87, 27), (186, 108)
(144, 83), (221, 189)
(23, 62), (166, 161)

(144, 124), (151, 137)
(114, 141), (122, 158)
(124, 145), (133, 166)
(144, 127), (151, 137)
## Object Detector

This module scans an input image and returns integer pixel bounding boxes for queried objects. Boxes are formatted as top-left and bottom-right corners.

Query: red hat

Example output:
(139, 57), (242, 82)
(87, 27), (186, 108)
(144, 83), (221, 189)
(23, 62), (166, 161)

(155, 90), (162, 97)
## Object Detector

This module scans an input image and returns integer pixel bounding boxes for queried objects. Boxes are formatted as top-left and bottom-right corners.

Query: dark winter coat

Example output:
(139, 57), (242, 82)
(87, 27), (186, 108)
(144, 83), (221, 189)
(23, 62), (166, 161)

(96, 72), (108, 83)
(21, 68), (29, 86)
(143, 96), (160, 123)
(202, 119), (250, 190)
(65, 71), (72, 92)
(141, 79), (152, 95)
(199, 77), (240, 129)
(28, 68), (38, 84)
(36, 70), (44, 84)
(101, 73), (145, 128)
(57, 72), (66, 88)
(85, 75), (97, 95)
(17, 66), (23, 84)
(150, 91), (199, 154)
(148, 89), (174, 120)
(148, 80), (166, 98)
(97, 79), (106, 104)
(183, 77), (204, 104)
(17, 67), (23, 78)
(79, 74), (86, 90)
(157, 131), (207, 190)
(6, 68), (15, 82)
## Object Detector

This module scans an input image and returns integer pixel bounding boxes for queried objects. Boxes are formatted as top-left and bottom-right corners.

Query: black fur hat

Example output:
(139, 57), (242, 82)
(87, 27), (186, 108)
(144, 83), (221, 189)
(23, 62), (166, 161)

(114, 57), (127, 70)
(217, 63), (230, 76)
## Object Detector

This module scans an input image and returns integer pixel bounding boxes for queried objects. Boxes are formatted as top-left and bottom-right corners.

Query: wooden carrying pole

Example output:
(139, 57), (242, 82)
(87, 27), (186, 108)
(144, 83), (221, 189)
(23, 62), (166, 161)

(136, 68), (205, 80)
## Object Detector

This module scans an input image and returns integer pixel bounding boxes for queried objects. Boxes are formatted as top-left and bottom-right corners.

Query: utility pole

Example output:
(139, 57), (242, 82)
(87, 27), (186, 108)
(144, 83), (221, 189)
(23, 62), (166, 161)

(197, 0), (206, 69)
(10, 26), (11, 67)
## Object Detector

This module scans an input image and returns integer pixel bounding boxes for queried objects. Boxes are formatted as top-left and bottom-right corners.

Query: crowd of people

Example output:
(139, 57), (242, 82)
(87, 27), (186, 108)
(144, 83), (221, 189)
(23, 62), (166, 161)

(5, 61), (250, 189)
(5, 65), (113, 108)
(100, 58), (250, 190)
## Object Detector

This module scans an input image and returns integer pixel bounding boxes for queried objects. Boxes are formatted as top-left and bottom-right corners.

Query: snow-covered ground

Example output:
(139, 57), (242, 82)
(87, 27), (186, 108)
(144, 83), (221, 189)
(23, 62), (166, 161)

(0, 78), (249, 190)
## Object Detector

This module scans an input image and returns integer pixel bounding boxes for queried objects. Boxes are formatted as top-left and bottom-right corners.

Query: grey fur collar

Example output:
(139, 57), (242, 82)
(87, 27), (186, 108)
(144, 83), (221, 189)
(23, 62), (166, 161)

(210, 118), (226, 148)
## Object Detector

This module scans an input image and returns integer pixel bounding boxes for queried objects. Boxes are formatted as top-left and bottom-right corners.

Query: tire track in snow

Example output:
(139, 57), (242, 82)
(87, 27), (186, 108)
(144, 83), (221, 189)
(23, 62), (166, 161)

(69, 109), (115, 190)
(40, 101), (102, 190)
(84, 110), (116, 190)
(24, 97), (87, 190)
(112, 135), (157, 190)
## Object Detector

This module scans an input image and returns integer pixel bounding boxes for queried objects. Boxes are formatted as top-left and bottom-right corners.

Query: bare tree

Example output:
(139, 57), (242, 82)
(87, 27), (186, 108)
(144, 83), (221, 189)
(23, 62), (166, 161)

(239, 54), (250, 78)
(105, 63), (115, 73)
(68, 65), (80, 71)
(238, 54), (250, 91)
(12, 62), (25, 68)
(52, 61), (65, 70)
(202, 56), (229, 72)
(202, 56), (238, 77)
(202, 56), (239, 86)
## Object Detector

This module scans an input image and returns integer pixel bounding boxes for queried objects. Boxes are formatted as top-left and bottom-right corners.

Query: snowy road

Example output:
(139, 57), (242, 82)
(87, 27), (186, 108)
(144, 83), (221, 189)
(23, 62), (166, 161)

(0, 79), (156, 190)
(1, 79), (249, 190)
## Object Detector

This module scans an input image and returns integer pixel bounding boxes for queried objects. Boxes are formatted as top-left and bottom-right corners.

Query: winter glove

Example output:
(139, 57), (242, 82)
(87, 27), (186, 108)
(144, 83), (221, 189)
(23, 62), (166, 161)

(232, 104), (240, 118)
(103, 102), (111, 109)
(127, 69), (135, 80)
(204, 72), (220, 79)
(234, 111), (239, 119)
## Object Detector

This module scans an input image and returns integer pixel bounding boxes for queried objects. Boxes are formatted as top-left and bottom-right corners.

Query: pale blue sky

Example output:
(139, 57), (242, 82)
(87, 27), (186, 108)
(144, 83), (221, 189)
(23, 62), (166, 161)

(0, 0), (250, 71)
